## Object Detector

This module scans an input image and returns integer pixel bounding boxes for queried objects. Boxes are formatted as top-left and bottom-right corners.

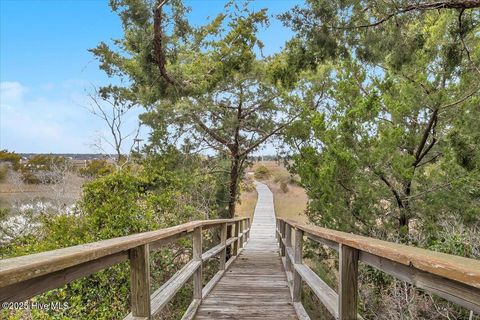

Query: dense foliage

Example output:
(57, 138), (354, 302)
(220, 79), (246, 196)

(280, 0), (480, 237)
(78, 159), (115, 179)
(0, 150), (21, 170)
(279, 1), (480, 318)
(0, 150), (229, 319)
(90, 0), (301, 217)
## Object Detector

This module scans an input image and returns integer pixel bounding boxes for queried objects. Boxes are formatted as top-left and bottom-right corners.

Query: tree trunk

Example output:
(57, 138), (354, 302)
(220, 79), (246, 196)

(227, 156), (241, 218)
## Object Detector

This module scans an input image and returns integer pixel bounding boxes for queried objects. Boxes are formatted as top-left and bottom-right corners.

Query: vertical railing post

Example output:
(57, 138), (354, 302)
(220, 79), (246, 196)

(246, 218), (250, 241)
(193, 226), (203, 300)
(339, 244), (359, 320)
(219, 222), (227, 270)
(232, 221), (239, 256)
(129, 244), (151, 319)
(275, 219), (278, 240)
(285, 223), (292, 272)
(280, 220), (286, 257)
(277, 219), (282, 248)
(293, 228), (303, 303)
(239, 219), (244, 249)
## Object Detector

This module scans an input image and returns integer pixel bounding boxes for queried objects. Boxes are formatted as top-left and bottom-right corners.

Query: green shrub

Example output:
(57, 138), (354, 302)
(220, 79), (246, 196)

(79, 159), (115, 178)
(0, 170), (189, 319)
(240, 177), (255, 192)
(273, 172), (300, 186)
(0, 150), (21, 170)
(254, 165), (270, 180)
(0, 148), (227, 319)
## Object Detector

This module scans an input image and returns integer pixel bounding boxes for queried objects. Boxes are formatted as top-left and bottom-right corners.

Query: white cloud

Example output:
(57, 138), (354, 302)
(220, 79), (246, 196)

(0, 79), (146, 153)
(0, 81), (27, 103)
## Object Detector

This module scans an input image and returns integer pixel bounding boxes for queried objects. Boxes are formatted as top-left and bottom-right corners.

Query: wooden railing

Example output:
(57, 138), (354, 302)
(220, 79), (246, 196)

(276, 218), (480, 320)
(0, 217), (250, 320)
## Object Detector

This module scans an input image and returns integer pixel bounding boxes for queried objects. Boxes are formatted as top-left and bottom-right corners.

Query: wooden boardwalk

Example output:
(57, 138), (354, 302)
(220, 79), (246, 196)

(195, 182), (297, 319)
(2, 186), (479, 319)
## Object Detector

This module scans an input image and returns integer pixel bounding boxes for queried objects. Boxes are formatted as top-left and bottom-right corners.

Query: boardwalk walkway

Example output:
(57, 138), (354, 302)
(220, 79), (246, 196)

(195, 182), (297, 319)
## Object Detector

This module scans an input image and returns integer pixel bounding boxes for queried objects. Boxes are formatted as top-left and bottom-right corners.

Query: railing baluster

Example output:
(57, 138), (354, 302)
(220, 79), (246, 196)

(339, 244), (359, 320)
(285, 223), (292, 272)
(129, 244), (151, 319)
(280, 220), (286, 257)
(293, 228), (303, 303)
(193, 226), (203, 300)
(239, 219), (244, 249)
(275, 219), (278, 239)
(277, 219), (282, 249)
(220, 223), (227, 270)
(232, 221), (240, 256)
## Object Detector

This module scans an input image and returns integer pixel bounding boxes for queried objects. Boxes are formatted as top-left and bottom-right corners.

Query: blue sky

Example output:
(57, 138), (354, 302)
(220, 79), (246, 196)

(0, 0), (299, 154)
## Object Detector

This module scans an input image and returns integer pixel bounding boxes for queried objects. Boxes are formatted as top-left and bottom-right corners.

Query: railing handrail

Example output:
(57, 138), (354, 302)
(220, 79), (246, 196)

(0, 218), (243, 288)
(278, 218), (480, 289)
(276, 218), (480, 319)
(0, 217), (251, 320)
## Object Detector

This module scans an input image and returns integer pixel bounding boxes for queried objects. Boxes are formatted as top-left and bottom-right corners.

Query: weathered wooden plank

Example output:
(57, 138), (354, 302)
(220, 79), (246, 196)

(201, 243), (225, 262)
(0, 222), (199, 288)
(279, 218), (480, 289)
(125, 260), (201, 319)
(226, 236), (237, 247)
(202, 270), (225, 298)
(285, 246), (295, 267)
(0, 251), (127, 303)
(281, 257), (294, 298)
(219, 223), (227, 270)
(339, 244), (359, 320)
(149, 260), (201, 318)
(129, 245), (151, 318)
(360, 251), (480, 314)
(239, 220), (245, 249)
(232, 221), (240, 256)
(293, 228), (303, 303)
(295, 263), (338, 318)
(224, 254), (236, 270)
(285, 224), (293, 273)
(276, 221), (282, 248)
(294, 302), (311, 320)
(306, 233), (339, 251)
(181, 299), (201, 320)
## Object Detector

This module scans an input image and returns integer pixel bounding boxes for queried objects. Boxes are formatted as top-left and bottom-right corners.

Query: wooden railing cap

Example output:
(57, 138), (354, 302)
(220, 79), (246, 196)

(0, 218), (248, 288)
(277, 218), (480, 289)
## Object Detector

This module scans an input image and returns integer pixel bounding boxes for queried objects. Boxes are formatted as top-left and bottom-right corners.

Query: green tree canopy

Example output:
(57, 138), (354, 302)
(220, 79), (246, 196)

(91, 0), (299, 217)
(281, 1), (480, 238)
